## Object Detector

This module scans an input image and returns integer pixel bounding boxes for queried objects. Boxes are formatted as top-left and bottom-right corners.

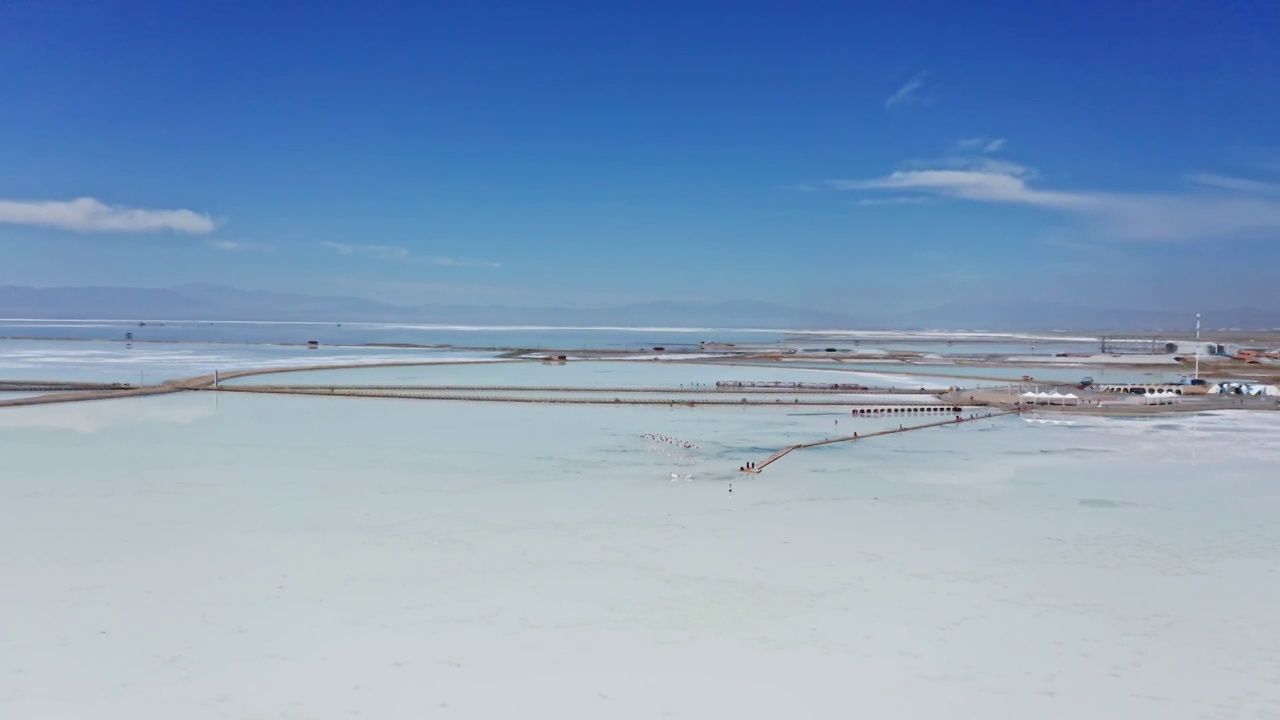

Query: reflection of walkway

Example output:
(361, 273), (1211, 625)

(745, 411), (1016, 474)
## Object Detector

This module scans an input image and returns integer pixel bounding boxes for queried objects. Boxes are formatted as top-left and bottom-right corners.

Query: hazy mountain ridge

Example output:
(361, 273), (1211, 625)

(1, 284), (1277, 331)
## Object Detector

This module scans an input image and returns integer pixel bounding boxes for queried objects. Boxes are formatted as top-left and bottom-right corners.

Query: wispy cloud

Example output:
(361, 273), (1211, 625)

(210, 240), (270, 252)
(885, 75), (927, 110)
(320, 241), (500, 268)
(0, 197), (215, 234)
(321, 241), (411, 260)
(1184, 172), (1280, 196)
(950, 137), (1006, 154)
(818, 158), (1280, 242)
(426, 256), (503, 269)
(855, 196), (934, 207)
(1041, 237), (1097, 253)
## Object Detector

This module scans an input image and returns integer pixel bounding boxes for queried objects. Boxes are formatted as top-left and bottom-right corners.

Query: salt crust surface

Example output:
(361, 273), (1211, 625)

(1, 389), (1278, 718)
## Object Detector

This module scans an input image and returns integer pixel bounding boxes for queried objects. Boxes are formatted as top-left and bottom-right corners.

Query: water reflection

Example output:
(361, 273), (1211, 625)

(0, 393), (217, 433)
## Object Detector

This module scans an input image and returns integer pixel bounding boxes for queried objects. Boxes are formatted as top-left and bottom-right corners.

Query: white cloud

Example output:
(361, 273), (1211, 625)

(824, 159), (1280, 242)
(0, 197), (215, 234)
(950, 137), (1006, 154)
(321, 242), (500, 268)
(885, 76), (926, 110)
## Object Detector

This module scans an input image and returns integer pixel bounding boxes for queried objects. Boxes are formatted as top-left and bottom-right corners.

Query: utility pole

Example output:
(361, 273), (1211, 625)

(1194, 313), (1201, 381)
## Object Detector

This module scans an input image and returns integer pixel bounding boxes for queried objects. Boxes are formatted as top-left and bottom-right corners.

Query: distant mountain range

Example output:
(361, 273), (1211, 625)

(1, 283), (1278, 332)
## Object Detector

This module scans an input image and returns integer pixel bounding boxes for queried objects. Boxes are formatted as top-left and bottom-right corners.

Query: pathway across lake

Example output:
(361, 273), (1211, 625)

(743, 410), (1016, 473)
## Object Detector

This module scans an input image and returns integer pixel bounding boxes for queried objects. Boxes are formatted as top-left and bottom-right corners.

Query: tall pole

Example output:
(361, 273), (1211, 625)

(1194, 313), (1201, 380)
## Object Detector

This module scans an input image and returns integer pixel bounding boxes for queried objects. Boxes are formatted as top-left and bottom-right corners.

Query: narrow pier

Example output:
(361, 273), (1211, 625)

(743, 410), (1016, 474)
(0, 381), (134, 392)
(208, 383), (942, 395)
(203, 385), (954, 407)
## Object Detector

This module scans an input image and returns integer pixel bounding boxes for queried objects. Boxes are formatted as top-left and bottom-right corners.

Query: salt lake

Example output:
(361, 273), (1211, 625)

(2, 336), (1278, 718)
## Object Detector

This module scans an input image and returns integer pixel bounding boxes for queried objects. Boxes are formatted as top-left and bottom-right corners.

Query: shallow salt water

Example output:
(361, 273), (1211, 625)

(224, 360), (958, 391)
(0, 392), (48, 401)
(737, 360), (1188, 385)
(0, 320), (791, 349)
(2, 389), (1279, 719)
(0, 339), (489, 383)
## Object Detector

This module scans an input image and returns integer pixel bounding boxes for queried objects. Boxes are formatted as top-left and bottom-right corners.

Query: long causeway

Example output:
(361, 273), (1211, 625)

(746, 410), (1017, 473)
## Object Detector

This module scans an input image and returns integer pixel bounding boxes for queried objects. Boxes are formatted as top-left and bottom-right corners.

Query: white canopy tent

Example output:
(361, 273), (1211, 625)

(1021, 390), (1082, 406)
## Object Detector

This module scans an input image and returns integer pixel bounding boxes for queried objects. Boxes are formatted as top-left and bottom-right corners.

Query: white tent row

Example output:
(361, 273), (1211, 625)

(1019, 391), (1081, 405)
(1143, 390), (1180, 405)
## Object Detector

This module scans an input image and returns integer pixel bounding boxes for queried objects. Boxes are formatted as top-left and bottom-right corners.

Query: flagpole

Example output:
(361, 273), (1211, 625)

(1194, 313), (1201, 381)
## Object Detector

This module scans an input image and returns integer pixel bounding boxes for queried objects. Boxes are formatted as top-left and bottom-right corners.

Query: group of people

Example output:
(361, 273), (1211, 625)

(739, 462), (757, 472)
(640, 433), (700, 450)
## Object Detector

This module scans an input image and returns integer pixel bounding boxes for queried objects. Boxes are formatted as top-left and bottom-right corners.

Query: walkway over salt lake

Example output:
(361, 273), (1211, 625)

(0, 355), (953, 408)
(0, 381), (136, 392)
(211, 383), (941, 394)
(203, 384), (959, 407)
(2, 357), (1276, 417)
(743, 410), (1017, 474)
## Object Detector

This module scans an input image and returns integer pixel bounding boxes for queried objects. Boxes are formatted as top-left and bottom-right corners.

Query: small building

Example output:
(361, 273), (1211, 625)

(1163, 341), (1241, 357)
(1211, 381), (1280, 396)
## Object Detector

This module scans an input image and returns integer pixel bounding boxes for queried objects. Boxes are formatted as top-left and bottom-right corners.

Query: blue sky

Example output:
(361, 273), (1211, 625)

(2, 0), (1278, 312)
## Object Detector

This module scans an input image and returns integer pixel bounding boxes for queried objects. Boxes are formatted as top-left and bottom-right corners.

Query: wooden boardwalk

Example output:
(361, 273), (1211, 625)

(204, 385), (955, 407)
(744, 410), (1017, 473)
(0, 381), (134, 392)
(215, 383), (941, 395)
